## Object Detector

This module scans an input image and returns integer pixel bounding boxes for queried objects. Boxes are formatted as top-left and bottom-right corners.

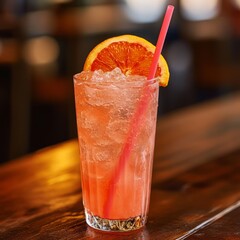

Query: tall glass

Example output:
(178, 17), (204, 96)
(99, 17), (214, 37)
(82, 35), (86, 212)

(73, 73), (159, 232)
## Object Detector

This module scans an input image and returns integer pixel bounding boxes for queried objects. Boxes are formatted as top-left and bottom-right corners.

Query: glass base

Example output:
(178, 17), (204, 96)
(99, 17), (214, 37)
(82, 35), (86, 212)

(85, 209), (147, 232)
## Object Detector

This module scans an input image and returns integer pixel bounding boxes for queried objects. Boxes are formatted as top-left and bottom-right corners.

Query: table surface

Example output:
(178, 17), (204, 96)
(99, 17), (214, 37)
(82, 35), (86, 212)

(1, 92), (240, 240)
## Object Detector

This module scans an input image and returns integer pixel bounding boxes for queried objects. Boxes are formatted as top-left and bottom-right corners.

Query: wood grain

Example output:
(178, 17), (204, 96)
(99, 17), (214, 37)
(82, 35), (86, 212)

(189, 206), (240, 239)
(149, 150), (240, 239)
(154, 92), (240, 181)
(0, 92), (240, 239)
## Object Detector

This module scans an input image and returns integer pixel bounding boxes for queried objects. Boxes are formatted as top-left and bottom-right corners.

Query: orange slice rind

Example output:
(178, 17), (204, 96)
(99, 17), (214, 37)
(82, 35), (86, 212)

(83, 35), (170, 87)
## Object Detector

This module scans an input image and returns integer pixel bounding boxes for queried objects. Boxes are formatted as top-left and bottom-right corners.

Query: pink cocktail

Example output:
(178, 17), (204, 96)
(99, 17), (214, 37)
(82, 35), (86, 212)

(74, 69), (159, 231)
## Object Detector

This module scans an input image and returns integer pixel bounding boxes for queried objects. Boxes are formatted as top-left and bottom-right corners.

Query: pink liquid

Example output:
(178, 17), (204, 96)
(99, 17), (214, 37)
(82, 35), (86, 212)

(74, 70), (159, 224)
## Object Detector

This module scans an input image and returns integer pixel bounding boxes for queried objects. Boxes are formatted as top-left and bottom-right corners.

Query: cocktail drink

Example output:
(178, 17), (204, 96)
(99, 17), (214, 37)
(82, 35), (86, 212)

(74, 69), (159, 231)
(73, 10), (174, 230)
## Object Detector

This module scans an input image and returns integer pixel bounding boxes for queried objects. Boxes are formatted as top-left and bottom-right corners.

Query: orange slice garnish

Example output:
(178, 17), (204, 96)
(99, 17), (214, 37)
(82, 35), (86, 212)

(83, 35), (170, 87)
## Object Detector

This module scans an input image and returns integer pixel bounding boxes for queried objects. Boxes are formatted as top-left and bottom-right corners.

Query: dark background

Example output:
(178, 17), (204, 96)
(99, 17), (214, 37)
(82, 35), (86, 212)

(0, 0), (240, 163)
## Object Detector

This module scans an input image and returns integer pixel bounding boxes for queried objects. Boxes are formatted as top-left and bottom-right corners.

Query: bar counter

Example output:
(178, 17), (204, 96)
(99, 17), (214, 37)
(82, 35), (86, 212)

(0, 92), (240, 239)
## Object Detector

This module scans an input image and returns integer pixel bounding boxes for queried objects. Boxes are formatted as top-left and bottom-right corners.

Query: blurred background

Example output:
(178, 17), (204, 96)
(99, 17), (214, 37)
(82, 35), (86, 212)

(0, 0), (240, 163)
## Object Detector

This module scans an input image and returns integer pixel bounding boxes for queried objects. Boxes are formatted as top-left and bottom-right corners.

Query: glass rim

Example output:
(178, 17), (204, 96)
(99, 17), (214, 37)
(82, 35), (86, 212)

(73, 72), (160, 86)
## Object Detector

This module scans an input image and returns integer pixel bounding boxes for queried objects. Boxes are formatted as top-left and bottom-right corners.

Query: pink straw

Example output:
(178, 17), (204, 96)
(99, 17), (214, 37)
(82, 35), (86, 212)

(103, 5), (174, 218)
(148, 5), (174, 79)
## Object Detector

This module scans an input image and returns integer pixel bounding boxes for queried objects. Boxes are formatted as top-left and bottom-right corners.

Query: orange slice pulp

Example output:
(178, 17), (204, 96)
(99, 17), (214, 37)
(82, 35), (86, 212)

(83, 35), (170, 87)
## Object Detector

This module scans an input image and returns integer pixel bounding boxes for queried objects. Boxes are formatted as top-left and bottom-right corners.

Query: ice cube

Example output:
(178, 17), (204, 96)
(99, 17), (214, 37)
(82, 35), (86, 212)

(74, 71), (93, 84)
(79, 109), (98, 129)
(107, 119), (129, 143)
(91, 68), (126, 82)
(92, 146), (112, 162)
(91, 69), (105, 82)
(84, 84), (121, 106)
(78, 108), (111, 145)
(126, 75), (146, 85)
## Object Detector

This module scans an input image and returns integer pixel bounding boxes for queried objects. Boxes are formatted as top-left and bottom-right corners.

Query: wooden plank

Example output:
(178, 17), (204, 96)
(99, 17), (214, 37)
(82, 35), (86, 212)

(154, 92), (240, 181)
(189, 206), (240, 239)
(147, 150), (240, 239)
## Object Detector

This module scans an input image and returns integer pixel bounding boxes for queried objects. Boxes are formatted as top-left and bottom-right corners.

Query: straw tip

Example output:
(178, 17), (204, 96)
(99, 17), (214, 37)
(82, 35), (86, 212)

(167, 5), (175, 11)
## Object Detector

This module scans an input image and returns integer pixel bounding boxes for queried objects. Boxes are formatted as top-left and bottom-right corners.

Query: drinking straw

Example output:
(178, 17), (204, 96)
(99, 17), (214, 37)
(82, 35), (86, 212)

(148, 5), (174, 79)
(103, 5), (174, 218)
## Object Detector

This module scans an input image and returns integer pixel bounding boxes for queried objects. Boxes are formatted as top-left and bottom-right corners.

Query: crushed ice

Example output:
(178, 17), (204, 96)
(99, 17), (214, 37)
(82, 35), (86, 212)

(76, 68), (147, 83)
(92, 68), (126, 82)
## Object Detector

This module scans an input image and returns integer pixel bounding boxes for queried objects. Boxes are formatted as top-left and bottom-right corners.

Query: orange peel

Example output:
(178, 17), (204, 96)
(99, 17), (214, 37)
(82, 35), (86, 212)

(84, 35), (170, 87)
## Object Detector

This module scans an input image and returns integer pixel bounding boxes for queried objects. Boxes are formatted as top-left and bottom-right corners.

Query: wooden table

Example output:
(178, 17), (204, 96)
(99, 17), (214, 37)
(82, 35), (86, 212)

(1, 92), (240, 239)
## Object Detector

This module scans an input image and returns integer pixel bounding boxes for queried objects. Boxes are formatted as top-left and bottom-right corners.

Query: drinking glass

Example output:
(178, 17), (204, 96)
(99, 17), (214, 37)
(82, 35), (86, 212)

(73, 73), (159, 232)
